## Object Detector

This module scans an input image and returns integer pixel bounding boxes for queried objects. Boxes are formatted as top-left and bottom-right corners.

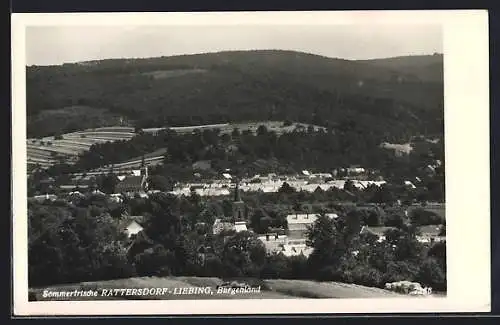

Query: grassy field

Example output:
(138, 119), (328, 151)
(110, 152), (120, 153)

(29, 276), (402, 301)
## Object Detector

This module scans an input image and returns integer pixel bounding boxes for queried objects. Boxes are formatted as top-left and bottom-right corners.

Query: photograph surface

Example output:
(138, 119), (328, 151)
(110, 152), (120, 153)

(11, 10), (490, 315)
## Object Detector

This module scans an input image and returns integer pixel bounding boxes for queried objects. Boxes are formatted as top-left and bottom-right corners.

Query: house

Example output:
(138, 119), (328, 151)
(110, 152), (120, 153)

(32, 194), (57, 202)
(347, 167), (366, 175)
(257, 235), (314, 257)
(417, 225), (446, 244)
(234, 221), (248, 233)
(359, 226), (397, 242)
(125, 229), (154, 256)
(109, 193), (123, 203)
(119, 215), (146, 238)
(286, 213), (338, 239)
(91, 189), (106, 196)
(257, 233), (288, 254)
(59, 184), (89, 191)
(115, 165), (149, 196)
(212, 218), (235, 234)
(281, 242), (314, 257)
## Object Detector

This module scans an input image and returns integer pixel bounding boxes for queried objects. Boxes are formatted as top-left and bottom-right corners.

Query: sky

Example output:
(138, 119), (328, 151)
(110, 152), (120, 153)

(25, 24), (442, 66)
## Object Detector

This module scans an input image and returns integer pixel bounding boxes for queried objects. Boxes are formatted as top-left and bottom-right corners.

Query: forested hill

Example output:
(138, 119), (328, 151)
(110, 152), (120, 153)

(358, 53), (444, 83)
(26, 50), (444, 139)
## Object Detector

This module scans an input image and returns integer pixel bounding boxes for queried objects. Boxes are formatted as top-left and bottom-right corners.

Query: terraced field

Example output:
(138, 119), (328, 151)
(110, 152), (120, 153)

(27, 127), (136, 169)
(27, 122), (325, 169)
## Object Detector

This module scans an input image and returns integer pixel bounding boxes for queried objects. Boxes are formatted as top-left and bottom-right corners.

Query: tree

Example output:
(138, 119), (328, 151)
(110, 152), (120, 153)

(361, 209), (381, 227)
(384, 213), (405, 228)
(222, 231), (266, 277)
(231, 128), (240, 139)
(369, 185), (396, 204)
(260, 254), (291, 279)
(278, 182), (296, 194)
(257, 125), (268, 136)
(343, 180), (357, 193)
(133, 244), (175, 276)
(409, 208), (444, 226)
(100, 173), (118, 194)
(28, 204), (134, 286)
(428, 241), (446, 269)
(148, 175), (173, 192)
(416, 258), (446, 291)
(306, 214), (346, 280)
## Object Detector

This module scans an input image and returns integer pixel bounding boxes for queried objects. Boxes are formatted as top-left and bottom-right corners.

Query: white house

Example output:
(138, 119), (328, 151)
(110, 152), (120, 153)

(234, 221), (248, 233)
(416, 225), (446, 244)
(119, 216), (146, 238)
(281, 243), (314, 257)
(32, 194), (57, 202)
(257, 233), (289, 255)
(257, 234), (314, 257)
(124, 220), (144, 238)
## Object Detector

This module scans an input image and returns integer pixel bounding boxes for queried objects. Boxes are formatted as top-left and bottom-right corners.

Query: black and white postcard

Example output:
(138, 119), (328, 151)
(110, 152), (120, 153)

(11, 10), (491, 315)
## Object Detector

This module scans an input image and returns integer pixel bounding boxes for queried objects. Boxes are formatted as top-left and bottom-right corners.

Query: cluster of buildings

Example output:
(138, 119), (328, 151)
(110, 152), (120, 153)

(169, 171), (387, 197)
(34, 162), (152, 199)
(31, 157), (445, 260)
(359, 225), (445, 244)
(255, 213), (339, 258)
(31, 171), (445, 265)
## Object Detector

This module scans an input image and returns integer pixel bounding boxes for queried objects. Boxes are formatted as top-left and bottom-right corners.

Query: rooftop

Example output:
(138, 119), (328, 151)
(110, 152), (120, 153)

(116, 175), (144, 190)
(418, 225), (444, 237)
(286, 213), (338, 225)
(360, 226), (397, 237)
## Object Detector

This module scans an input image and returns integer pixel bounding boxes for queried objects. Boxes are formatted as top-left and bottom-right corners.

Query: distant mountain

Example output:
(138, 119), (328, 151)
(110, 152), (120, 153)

(26, 50), (444, 139)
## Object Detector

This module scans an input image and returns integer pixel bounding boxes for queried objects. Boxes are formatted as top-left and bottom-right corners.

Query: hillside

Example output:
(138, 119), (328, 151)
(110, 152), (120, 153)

(26, 50), (444, 139)
(359, 54), (444, 83)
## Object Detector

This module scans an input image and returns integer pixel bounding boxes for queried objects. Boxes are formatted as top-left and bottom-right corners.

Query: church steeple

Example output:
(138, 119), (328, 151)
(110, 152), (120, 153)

(234, 182), (242, 202)
(231, 180), (245, 221)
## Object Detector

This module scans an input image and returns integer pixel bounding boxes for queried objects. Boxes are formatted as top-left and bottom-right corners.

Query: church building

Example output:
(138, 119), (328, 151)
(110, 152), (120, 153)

(115, 156), (149, 196)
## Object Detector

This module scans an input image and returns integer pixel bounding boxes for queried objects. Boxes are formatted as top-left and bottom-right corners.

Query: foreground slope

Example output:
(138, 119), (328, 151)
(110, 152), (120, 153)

(29, 276), (402, 300)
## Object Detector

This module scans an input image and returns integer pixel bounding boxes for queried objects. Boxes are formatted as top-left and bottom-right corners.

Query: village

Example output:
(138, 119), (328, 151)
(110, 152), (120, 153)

(29, 157), (446, 298)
